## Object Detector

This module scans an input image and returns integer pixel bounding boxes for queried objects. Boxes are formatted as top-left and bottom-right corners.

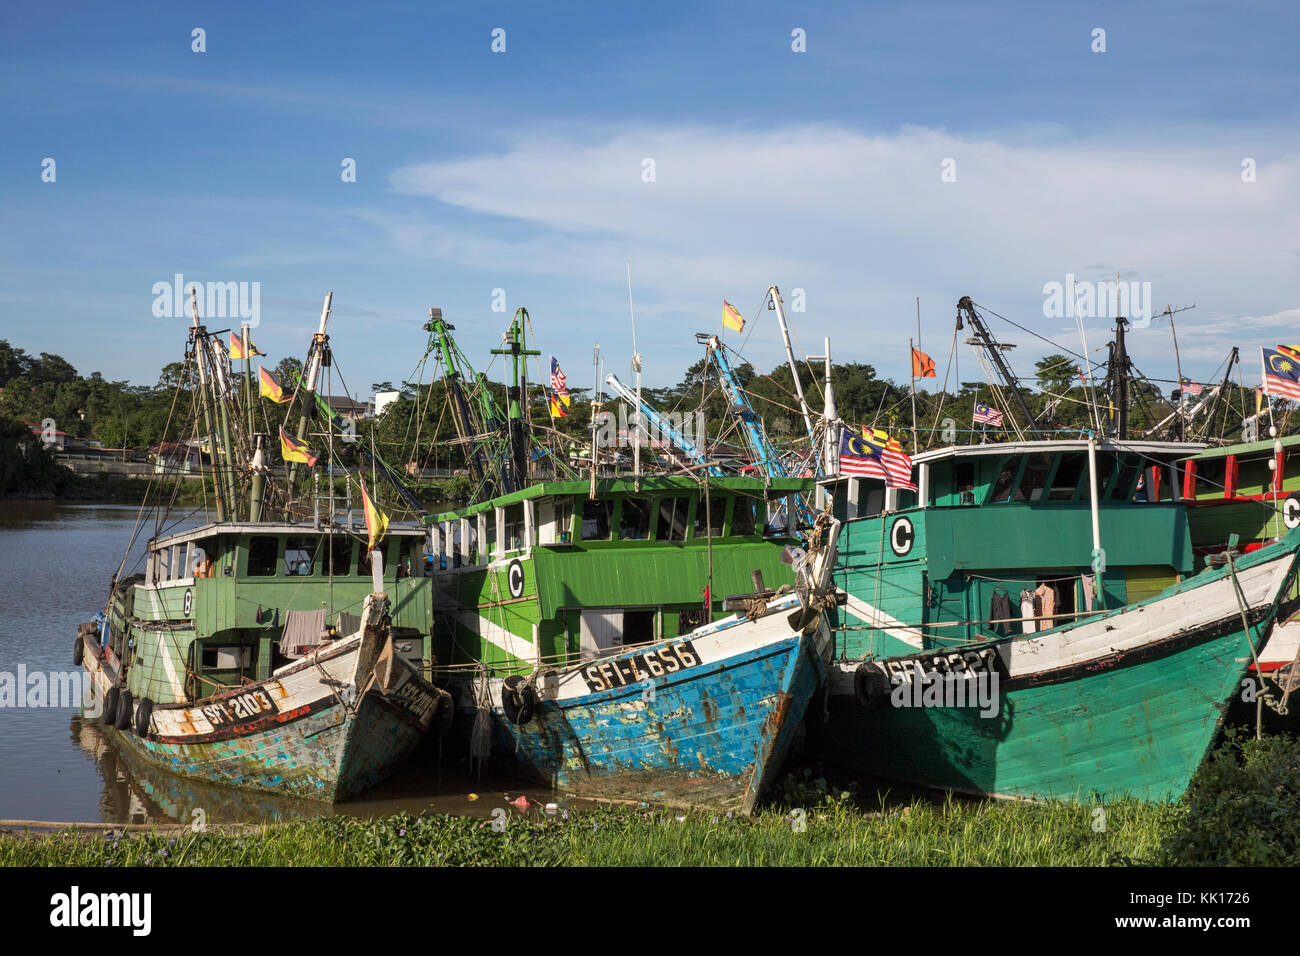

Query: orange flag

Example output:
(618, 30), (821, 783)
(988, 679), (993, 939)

(911, 347), (936, 379)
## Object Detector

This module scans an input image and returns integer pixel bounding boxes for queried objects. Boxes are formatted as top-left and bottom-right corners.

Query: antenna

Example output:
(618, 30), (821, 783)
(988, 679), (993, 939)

(627, 261), (642, 486)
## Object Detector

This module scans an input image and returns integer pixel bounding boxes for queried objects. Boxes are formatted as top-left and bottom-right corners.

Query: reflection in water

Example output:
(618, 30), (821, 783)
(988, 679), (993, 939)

(69, 714), (559, 825)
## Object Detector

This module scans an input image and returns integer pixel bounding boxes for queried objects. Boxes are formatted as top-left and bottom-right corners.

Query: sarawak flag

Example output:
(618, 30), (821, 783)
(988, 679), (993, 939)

(229, 332), (262, 360)
(359, 478), (388, 551)
(279, 426), (318, 467)
(550, 356), (570, 418)
(911, 347), (936, 378)
(722, 300), (745, 332)
(259, 366), (290, 403)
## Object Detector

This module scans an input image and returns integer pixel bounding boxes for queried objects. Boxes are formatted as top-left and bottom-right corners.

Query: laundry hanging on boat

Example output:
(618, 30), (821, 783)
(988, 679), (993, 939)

(1020, 589), (1037, 634)
(1034, 583), (1058, 629)
(1079, 571), (1096, 612)
(990, 588), (1013, 636)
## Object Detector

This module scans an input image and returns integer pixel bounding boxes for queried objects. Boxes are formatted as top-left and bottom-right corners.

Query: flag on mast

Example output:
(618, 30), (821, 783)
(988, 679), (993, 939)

(359, 477), (389, 551)
(259, 366), (291, 403)
(229, 332), (263, 360)
(841, 428), (916, 490)
(1262, 347), (1300, 402)
(911, 347), (936, 379)
(278, 426), (318, 467)
(550, 356), (571, 418)
(973, 403), (1004, 427)
(722, 300), (745, 332)
(1178, 376), (1203, 396)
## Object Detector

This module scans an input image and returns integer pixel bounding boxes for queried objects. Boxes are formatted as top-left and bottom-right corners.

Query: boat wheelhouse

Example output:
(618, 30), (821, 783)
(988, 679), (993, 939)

(1181, 435), (1300, 683)
(818, 439), (1203, 660)
(425, 476), (812, 676)
(80, 520), (443, 801)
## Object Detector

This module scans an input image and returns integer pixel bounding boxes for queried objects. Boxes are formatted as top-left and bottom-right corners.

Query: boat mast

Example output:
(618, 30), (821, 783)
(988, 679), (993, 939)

(771, 286), (817, 462)
(287, 292), (332, 501)
(189, 290), (226, 522)
(490, 309), (539, 493)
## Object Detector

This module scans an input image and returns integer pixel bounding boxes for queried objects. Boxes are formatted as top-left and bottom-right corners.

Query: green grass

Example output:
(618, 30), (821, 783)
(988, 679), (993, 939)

(0, 796), (1181, 868)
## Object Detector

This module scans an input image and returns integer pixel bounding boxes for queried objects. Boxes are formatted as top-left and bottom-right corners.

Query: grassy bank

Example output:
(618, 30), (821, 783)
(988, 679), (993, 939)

(0, 797), (1180, 868)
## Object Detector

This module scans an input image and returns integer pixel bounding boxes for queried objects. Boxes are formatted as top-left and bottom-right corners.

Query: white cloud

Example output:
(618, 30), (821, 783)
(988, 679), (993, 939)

(380, 124), (1300, 384)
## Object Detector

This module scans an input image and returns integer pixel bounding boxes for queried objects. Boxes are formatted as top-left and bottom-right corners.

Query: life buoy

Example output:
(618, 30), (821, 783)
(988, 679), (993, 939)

(501, 675), (537, 725)
(115, 690), (134, 731)
(853, 662), (892, 711)
(102, 687), (119, 727)
(73, 635), (84, 666)
(135, 698), (154, 738)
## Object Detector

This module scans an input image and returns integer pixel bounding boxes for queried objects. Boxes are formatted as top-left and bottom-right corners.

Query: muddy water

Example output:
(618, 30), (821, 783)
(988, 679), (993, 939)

(0, 502), (556, 825)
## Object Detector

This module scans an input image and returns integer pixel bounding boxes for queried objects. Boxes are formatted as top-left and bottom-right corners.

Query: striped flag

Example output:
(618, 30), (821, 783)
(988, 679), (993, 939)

(550, 356), (570, 418)
(840, 429), (916, 490)
(1179, 376), (1203, 396)
(279, 426), (318, 467)
(973, 403), (1004, 427)
(722, 300), (745, 333)
(229, 332), (263, 360)
(1262, 347), (1300, 402)
(259, 366), (290, 403)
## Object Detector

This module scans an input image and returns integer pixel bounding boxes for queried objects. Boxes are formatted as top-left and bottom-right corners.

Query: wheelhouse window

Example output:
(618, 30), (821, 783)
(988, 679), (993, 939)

(247, 536), (278, 576)
(503, 503), (526, 552)
(283, 537), (316, 576)
(581, 500), (612, 540)
(324, 535), (353, 576)
(1110, 455), (1141, 500)
(692, 494), (726, 539)
(732, 496), (758, 535)
(618, 497), (653, 540)
(1016, 452), (1053, 502)
(954, 462), (976, 501)
(989, 459), (1019, 503)
(1048, 454), (1084, 500)
(656, 497), (690, 541)
(553, 496), (574, 543)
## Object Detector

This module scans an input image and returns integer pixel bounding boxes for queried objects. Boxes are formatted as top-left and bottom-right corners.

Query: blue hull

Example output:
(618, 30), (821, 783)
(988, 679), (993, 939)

(487, 634), (822, 814)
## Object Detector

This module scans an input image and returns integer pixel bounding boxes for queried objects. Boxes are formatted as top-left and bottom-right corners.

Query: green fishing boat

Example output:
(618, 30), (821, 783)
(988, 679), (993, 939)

(77, 293), (448, 802)
(813, 436), (1299, 801)
(1181, 434), (1300, 696)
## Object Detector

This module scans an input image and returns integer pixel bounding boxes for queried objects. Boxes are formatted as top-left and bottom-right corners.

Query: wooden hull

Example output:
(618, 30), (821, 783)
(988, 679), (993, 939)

(80, 619), (443, 802)
(821, 535), (1300, 802)
(468, 592), (830, 814)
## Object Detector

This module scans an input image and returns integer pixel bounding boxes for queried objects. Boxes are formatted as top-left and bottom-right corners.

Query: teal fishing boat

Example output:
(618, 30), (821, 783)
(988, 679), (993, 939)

(815, 436), (1299, 801)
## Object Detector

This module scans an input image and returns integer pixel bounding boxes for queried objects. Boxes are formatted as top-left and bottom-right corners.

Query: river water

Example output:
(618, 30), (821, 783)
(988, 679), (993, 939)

(0, 503), (554, 825)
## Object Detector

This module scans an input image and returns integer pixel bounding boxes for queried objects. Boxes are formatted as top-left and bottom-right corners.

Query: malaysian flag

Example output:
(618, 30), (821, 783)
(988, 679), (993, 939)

(840, 429), (916, 491)
(550, 356), (571, 418)
(1179, 376), (1203, 396)
(973, 403), (1004, 427)
(1262, 347), (1300, 402)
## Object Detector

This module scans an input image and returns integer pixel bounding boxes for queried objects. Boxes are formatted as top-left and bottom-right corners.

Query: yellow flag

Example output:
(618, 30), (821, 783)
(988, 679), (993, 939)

(259, 367), (290, 403)
(722, 300), (744, 332)
(360, 478), (388, 551)
(279, 426), (318, 467)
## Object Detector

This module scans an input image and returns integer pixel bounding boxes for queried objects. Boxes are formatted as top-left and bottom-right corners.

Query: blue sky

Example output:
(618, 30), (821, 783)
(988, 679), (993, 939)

(2, 0), (1298, 402)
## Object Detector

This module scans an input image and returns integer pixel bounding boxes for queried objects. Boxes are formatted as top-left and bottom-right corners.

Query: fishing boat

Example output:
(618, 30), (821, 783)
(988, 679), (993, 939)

(815, 436), (1300, 801)
(458, 513), (841, 814)
(75, 292), (448, 802)
(1181, 434), (1300, 699)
